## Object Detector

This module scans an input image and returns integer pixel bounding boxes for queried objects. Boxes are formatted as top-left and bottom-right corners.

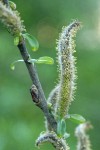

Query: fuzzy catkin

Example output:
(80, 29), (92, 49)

(36, 131), (70, 150)
(48, 84), (60, 112)
(75, 122), (92, 150)
(56, 20), (81, 118)
(0, 1), (25, 35)
(45, 85), (59, 131)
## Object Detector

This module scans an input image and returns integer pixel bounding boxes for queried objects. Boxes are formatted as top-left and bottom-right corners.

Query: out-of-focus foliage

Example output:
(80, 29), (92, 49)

(0, 0), (100, 149)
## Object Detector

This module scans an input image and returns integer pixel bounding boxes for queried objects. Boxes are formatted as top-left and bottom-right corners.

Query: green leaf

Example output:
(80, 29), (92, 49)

(28, 57), (54, 65)
(9, 1), (16, 10)
(60, 119), (66, 136)
(23, 33), (39, 51)
(57, 119), (62, 136)
(67, 114), (86, 124)
(36, 56), (54, 64)
(10, 60), (24, 70)
(14, 36), (19, 45)
(57, 119), (66, 136)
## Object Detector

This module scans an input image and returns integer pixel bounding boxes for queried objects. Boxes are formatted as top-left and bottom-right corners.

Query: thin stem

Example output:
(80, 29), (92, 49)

(18, 41), (57, 132)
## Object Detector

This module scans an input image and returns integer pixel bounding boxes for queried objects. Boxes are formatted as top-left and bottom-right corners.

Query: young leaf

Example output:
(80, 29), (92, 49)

(57, 119), (66, 136)
(10, 60), (24, 70)
(14, 36), (19, 45)
(67, 114), (86, 124)
(28, 57), (54, 65)
(22, 33), (39, 51)
(9, 1), (16, 10)
(57, 119), (62, 136)
(36, 56), (54, 64)
(60, 119), (66, 136)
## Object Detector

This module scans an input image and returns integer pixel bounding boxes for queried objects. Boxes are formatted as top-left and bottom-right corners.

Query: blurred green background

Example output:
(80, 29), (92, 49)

(0, 0), (100, 149)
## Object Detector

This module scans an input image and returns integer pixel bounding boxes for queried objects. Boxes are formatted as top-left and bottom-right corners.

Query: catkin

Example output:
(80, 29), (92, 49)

(0, 1), (25, 35)
(56, 20), (81, 117)
(36, 131), (70, 150)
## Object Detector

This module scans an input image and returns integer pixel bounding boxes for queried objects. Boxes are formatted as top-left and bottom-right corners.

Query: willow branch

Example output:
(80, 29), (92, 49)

(2, 0), (57, 132)
(18, 41), (57, 132)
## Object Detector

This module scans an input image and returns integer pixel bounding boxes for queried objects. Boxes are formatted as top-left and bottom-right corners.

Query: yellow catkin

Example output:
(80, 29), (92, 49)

(56, 20), (81, 118)
(0, 1), (25, 35)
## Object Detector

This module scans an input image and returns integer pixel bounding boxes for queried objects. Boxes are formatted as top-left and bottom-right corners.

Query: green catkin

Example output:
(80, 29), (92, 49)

(0, 1), (25, 35)
(48, 84), (60, 113)
(75, 122), (92, 150)
(45, 85), (60, 131)
(36, 131), (70, 150)
(56, 20), (81, 118)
